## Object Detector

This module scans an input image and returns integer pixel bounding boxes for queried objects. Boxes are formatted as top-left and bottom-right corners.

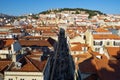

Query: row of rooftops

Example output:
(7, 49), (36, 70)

(0, 25), (119, 50)
(0, 37), (54, 49)
(0, 24), (120, 80)
(93, 34), (120, 40)
(9, 56), (47, 72)
(0, 34), (56, 73)
(0, 46), (119, 79)
(72, 44), (120, 80)
(2, 48), (118, 80)
(0, 26), (58, 79)
(66, 26), (120, 40)
(38, 13), (120, 27)
(79, 54), (120, 80)
(1, 11), (120, 28)
(0, 56), (47, 73)
(0, 38), (51, 73)
(67, 26), (120, 80)
(2, 13), (120, 28)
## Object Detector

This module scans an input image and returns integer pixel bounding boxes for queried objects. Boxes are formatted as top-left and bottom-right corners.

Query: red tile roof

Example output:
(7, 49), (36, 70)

(21, 36), (49, 40)
(73, 52), (92, 69)
(9, 28), (22, 33)
(19, 40), (52, 47)
(0, 60), (12, 72)
(27, 57), (47, 72)
(10, 56), (47, 72)
(3, 39), (15, 47)
(70, 43), (88, 51)
(0, 39), (15, 49)
(106, 47), (120, 57)
(0, 25), (14, 28)
(94, 55), (120, 80)
(0, 32), (8, 35)
(93, 34), (120, 40)
(95, 28), (109, 32)
(78, 54), (120, 80)
(79, 57), (96, 73)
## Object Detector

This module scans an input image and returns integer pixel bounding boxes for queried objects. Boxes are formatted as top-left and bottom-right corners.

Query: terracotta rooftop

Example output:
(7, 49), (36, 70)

(93, 34), (120, 40)
(94, 55), (120, 80)
(115, 26), (120, 29)
(78, 53), (120, 80)
(106, 47), (120, 57)
(21, 25), (33, 29)
(34, 27), (58, 30)
(70, 42), (88, 51)
(95, 28), (109, 32)
(79, 57), (96, 73)
(0, 25), (14, 28)
(0, 60), (12, 72)
(67, 26), (87, 34)
(104, 19), (111, 22)
(29, 27), (58, 33)
(73, 52), (92, 69)
(27, 57), (47, 72)
(21, 36), (49, 40)
(9, 28), (23, 33)
(42, 32), (57, 36)
(10, 56), (47, 72)
(19, 39), (52, 47)
(90, 20), (97, 23)
(0, 39), (15, 49)
(0, 32), (8, 35)
(104, 26), (113, 29)
(3, 39), (15, 47)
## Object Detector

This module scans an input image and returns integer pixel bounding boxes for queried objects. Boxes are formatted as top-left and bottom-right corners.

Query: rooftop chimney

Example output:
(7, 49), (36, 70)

(12, 54), (17, 62)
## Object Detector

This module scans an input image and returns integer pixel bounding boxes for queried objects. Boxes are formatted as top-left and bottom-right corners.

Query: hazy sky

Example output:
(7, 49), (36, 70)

(0, 0), (120, 16)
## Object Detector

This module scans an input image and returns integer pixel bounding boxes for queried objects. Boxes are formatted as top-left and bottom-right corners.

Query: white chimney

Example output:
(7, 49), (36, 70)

(12, 54), (17, 62)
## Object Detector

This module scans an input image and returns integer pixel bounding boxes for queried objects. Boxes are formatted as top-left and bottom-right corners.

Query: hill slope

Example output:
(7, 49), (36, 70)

(0, 13), (15, 19)
(40, 8), (105, 18)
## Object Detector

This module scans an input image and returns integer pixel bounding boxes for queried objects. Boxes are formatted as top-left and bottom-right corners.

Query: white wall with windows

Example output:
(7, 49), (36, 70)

(4, 72), (43, 80)
(93, 39), (120, 54)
